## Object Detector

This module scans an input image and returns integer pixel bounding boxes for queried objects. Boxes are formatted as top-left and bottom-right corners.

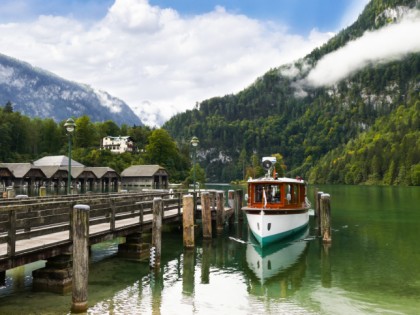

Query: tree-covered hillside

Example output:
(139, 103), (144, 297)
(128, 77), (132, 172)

(163, 0), (420, 185)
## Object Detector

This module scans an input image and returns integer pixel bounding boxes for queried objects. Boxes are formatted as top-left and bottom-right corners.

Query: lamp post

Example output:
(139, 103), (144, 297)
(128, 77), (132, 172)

(64, 118), (76, 195)
(190, 136), (199, 192)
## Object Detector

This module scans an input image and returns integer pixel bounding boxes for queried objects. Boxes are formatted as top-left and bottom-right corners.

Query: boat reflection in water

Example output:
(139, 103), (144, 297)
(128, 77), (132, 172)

(245, 227), (310, 298)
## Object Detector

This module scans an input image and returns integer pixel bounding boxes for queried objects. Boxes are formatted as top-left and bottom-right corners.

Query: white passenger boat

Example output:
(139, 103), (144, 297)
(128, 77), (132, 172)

(242, 157), (310, 247)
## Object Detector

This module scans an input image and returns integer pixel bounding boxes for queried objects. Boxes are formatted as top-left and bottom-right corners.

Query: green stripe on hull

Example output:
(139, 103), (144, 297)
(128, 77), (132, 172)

(251, 223), (309, 247)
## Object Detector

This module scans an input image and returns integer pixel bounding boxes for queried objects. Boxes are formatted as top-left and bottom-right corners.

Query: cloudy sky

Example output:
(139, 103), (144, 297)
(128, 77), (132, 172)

(0, 0), (405, 126)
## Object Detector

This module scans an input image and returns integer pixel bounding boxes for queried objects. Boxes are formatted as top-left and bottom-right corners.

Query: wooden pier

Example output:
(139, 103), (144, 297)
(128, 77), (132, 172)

(0, 190), (235, 294)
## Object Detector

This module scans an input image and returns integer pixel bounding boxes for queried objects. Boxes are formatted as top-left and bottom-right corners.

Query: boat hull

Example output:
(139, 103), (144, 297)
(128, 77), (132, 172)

(245, 210), (309, 246)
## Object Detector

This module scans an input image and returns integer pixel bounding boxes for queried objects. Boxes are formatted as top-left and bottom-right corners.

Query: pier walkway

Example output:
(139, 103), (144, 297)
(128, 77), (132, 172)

(0, 190), (233, 274)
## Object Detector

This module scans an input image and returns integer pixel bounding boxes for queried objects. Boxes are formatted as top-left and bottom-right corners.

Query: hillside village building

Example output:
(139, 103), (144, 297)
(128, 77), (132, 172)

(102, 136), (134, 154)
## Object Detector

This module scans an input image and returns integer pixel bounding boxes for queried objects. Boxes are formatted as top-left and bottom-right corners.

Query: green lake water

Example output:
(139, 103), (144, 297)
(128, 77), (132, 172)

(0, 184), (419, 314)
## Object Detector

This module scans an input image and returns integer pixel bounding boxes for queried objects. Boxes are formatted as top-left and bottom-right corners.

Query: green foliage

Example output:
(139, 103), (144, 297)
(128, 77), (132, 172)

(307, 101), (420, 185)
(0, 103), (189, 182)
(185, 163), (206, 188)
(163, 0), (420, 185)
(144, 129), (189, 182)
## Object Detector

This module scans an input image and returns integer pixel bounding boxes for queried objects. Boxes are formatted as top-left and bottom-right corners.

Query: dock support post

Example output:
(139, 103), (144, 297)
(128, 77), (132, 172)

(0, 271), (5, 286)
(6, 187), (15, 199)
(7, 210), (16, 257)
(234, 190), (243, 223)
(150, 197), (163, 270)
(33, 254), (72, 294)
(228, 190), (234, 208)
(216, 191), (224, 234)
(201, 192), (212, 239)
(316, 191), (323, 235)
(71, 204), (90, 313)
(320, 194), (332, 243)
(183, 194), (195, 248)
(118, 233), (150, 260)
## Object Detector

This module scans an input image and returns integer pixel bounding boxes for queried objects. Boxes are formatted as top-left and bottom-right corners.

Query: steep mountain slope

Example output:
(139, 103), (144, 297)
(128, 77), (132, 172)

(0, 53), (143, 126)
(163, 0), (420, 184)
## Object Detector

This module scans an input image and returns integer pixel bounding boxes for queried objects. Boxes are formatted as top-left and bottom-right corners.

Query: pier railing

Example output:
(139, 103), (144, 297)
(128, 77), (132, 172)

(0, 191), (183, 260)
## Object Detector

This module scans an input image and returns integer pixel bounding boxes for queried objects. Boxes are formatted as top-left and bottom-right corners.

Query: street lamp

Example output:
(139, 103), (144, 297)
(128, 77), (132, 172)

(190, 136), (199, 192)
(64, 118), (76, 194)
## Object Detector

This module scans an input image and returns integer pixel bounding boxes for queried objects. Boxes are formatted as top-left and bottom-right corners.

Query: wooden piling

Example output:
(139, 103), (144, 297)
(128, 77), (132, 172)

(316, 191), (323, 235)
(183, 194), (195, 248)
(151, 197), (163, 270)
(0, 271), (5, 286)
(320, 194), (332, 243)
(6, 187), (15, 199)
(71, 204), (90, 313)
(228, 190), (234, 209)
(216, 191), (224, 235)
(7, 210), (16, 256)
(201, 192), (212, 239)
(234, 190), (243, 222)
(315, 190), (323, 218)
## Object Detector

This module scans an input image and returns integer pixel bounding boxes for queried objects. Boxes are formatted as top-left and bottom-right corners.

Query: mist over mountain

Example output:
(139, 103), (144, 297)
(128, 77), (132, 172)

(0, 53), (143, 126)
(163, 0), (420, 185)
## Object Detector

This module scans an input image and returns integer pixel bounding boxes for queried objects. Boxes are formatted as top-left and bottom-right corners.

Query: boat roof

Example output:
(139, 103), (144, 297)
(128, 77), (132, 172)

(247, 176), (306, 184)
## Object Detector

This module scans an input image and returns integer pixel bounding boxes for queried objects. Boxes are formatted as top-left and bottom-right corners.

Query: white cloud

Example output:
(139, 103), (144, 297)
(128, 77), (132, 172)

(0, 0), (335, 126)
(305, 9), (420, 88)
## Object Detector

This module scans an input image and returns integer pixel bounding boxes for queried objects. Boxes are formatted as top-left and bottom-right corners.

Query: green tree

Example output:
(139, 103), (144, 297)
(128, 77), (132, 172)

(73, 115), (98, 149)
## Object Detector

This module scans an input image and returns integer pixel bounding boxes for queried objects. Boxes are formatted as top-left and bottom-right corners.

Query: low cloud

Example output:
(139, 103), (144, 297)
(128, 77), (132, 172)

(0, 0), (335, 125)
(305, 9), (420, 87)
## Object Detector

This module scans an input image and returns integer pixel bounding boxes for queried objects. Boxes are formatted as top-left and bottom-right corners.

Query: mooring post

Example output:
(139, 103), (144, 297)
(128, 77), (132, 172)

(228, 190), (234, 208)
(313, 188), (319, 216)
(216, 191), (224, 234)
(71, 204), (90, 313)
(183, 194), (195, 248)
(6, 187), (15, 199)
(320, 194), (332, 243)
(150, 197), (163, 270)
(7, 210), (16, 257)
(201, 192), (212, 239)
(0, 271), (5, 286)
(234, 189), (243, 222)
(316, 191), (323, 235)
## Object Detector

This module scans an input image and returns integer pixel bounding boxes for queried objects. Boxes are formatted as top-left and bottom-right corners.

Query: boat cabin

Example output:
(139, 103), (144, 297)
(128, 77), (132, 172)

(246, 178), (307, 210)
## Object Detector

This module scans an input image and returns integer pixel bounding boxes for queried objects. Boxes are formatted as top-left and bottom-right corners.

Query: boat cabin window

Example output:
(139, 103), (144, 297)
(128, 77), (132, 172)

(254, 184), (281, 204)
(286, 184), (300, 204)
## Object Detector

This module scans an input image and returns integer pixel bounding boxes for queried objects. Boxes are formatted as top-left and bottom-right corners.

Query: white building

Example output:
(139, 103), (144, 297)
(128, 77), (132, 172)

(102, 136), (134, 154)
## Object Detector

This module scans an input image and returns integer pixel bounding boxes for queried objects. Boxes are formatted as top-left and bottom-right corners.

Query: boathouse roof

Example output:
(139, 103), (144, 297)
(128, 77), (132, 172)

(121, 165), (167, 177)
(85, 167), (119, 178)
(33, 155), (84, 168)
(0, 163), (46, 178)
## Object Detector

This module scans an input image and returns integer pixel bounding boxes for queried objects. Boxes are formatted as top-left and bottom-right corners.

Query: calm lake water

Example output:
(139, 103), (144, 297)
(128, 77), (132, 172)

(0, 184), (419, 315)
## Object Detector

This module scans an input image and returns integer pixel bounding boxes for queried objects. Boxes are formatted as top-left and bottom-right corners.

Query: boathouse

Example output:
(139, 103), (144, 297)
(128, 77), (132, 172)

(0, 156), (120, 190)
(120, 165), (169, 189)
(0, 163), (46, 188)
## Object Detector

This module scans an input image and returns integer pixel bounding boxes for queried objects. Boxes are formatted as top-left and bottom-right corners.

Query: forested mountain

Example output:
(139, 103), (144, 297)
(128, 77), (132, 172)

(163, 0), (420, 185)
(0, 53), (142, 126)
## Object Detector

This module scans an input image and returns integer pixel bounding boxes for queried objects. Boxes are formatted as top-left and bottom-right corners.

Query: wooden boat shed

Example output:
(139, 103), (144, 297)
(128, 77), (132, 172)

(120, 165), (169, 189)
(0, 156), (120, 191)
